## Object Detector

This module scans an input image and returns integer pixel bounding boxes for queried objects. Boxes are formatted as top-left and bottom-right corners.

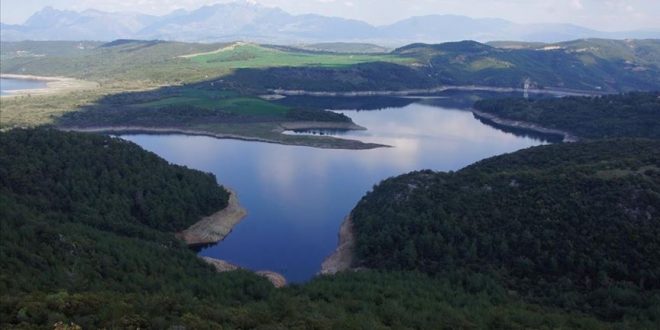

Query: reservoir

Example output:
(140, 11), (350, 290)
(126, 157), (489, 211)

(0, 78), (48, 95)
(122, 97), (549, 282)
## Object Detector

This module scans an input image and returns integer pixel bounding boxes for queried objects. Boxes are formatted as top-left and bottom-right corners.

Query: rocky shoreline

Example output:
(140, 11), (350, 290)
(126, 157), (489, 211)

(277, 121), (366, 131)
(201, 257), (287, 288)
(61, 124), (388, 150)
(471, 109), (579, 143)
(177, 189), (247, 246)
(320, 214), (356, 275)
(181, 191), (288, 287)
(269, 85), (602, 98)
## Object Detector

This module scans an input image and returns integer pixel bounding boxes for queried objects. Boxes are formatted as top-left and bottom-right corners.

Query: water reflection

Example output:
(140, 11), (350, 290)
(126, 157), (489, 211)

(122, 101), (549, 282)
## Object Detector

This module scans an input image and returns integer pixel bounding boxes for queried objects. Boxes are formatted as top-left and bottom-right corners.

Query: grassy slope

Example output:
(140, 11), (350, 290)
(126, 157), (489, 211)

(393, 40), (660, 91)
(0, 41), (410, 144)
(2, 39), (659, 147)
(189, 43), (408, 69)
(489, 38), (660, 68)
(132, 88), (290, 117)
(0, 41), (409, 84)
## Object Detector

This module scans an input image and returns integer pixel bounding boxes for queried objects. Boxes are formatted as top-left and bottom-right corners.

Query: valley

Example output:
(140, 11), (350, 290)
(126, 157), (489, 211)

(1, 2), (660, 327)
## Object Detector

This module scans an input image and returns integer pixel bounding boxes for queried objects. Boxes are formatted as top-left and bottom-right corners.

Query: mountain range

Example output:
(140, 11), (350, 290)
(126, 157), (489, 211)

(2, 1), (659, 44)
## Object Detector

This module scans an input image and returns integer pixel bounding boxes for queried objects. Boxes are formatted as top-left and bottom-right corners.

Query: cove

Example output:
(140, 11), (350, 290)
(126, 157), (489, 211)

(122, 98), (549, 282)
(0, 78), (47, 95)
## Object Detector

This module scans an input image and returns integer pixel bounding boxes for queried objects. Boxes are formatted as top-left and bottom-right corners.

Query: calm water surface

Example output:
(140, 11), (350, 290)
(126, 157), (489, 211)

(122, 101), (548, 282)
(0, 78), (47, 95)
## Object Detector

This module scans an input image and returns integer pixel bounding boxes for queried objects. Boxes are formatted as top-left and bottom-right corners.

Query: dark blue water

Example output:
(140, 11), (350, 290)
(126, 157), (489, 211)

(122, 102), (548, 282)
(0, 78), (48, 95)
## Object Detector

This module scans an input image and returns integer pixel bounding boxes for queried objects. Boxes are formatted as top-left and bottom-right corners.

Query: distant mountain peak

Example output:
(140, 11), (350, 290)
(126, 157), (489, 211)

(4, 4), (659, 43)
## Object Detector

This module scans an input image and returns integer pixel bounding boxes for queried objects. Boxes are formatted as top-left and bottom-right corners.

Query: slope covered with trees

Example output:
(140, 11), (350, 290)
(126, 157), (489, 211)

(351, 140), (660, 324)
(1, 128), (617, 329)
(221, 40), (660, 93)
(474, 92), (660, 139)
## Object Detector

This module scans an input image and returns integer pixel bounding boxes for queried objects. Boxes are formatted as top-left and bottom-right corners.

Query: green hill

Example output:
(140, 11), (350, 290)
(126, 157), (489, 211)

(0, 128), (619, 329)
(0, 41), (406, 84)
(3, 39), (659, 91)
(473, 91), (660, 139)
(220, 39), (660, 93)
(350, 139), (660, 324)
(489, 38), (660, 68)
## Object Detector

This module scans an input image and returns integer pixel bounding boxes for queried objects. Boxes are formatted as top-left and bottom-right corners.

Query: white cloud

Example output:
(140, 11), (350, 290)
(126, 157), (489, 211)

(570, 0), (584, 10)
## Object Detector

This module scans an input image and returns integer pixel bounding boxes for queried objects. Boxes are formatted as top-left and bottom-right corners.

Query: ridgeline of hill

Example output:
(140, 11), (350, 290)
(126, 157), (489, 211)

(2, 39), (660, 149)
(221, 39), (660, 93)
(1, 128), (618, 329)
(473, 91), (660, 140)
(349, 139), (660, 325)
(2, 39), (659, 91)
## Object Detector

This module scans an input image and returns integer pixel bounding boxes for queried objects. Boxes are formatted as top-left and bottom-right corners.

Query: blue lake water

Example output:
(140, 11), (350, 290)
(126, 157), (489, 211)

(0, 78), (48, 95)
(122, 100), (548, 282)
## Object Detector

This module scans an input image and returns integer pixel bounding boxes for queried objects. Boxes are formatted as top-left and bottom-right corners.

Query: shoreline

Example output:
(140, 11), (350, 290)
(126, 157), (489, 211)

(201, 256), (288, 288)
(269, 85), (605, 98)
(177, 189), (248, 246)
(471, 109), (579, 143)
(277, 121), (366, 131)
(320, 213), (356, 275)
(183, 190), (288, 288)
(61, 124), (389, 150)
(1, 74), (99, 97)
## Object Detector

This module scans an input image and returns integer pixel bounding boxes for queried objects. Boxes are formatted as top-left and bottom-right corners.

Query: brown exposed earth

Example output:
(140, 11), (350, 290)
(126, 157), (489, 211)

(201, 257), (287, 288)
(320, 214), (355, 275)
(471, 109), (579, 142)
(177, 189), (247, 246)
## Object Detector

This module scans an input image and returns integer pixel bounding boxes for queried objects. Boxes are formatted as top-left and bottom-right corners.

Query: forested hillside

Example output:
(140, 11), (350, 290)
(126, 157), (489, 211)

(221, 40), (660, 93)
(474, 92), (660, 139)
(3, 39), (659, 92)
(351, 140), (660, 324)
(0, 129), (618, 329)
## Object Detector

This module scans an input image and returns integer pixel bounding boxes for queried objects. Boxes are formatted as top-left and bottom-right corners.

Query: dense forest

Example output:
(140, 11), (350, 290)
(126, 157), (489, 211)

(351, 139), (660, 325)
(1, 128), (622, 329)
(473, 92), (660, 139)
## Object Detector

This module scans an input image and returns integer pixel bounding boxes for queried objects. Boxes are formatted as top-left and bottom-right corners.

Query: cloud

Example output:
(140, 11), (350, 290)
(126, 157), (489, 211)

(570, 0), (584, 10)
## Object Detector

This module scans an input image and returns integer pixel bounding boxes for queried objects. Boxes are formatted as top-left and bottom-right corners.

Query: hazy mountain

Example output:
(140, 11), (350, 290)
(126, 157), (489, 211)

(134, 3), (377, 43)
(379, 15), (514, 42)
(2, 2), (658, 44)
(1, 6), (158, 41)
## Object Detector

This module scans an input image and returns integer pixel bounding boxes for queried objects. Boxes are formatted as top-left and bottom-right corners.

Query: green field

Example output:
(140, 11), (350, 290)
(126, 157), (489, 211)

(189, 43), (410, 69)
(0, 41), (412, 85)
(133, 87), (290, 117)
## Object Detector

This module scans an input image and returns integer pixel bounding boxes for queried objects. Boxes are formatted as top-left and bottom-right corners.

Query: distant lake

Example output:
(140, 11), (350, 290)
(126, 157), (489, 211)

(122, 98), (549, 282)
(0, 78), (47, 95)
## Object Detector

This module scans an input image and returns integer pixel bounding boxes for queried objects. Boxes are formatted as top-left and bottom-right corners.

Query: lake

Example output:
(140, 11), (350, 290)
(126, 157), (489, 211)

(122, 99), (549, 282)
(0, 78), (48, 95)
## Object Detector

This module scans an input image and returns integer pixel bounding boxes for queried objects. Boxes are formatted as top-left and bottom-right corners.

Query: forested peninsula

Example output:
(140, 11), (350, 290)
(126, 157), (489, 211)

(473, 92), (660, 140)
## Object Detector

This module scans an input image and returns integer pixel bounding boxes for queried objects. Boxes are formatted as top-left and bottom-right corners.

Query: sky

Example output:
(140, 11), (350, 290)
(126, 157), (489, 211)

(2, 0), (659, 31)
